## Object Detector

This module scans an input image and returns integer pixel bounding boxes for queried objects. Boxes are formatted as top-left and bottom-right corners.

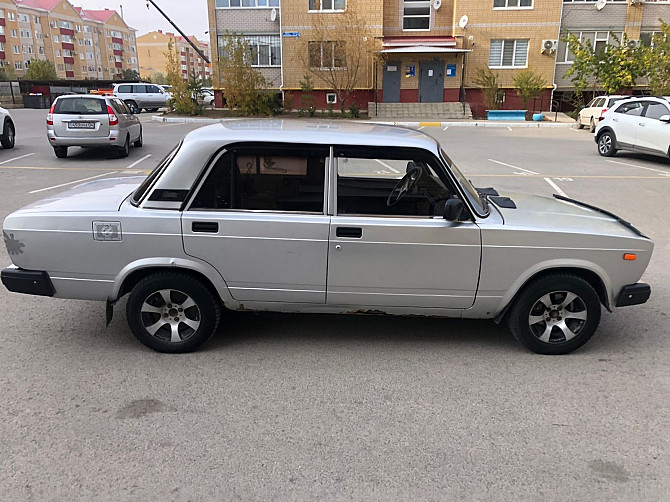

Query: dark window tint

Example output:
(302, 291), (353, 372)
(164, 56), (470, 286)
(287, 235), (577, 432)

(113, 98), (131, 114)
(117, 84), (131, 93)
(191, 146), (327, 212)
(644, 102), (670, 120)
(147, 85), (161, 93)
(53, 97), (106, 114)
(108, 99), (124, 115)
(616, 101), (645, 116)
(133, 84), (147, 93)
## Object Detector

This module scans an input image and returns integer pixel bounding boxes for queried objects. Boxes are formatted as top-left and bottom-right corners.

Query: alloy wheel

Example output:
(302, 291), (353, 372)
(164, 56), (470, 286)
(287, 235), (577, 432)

(140, 289), (202, 343)
(528, 291), (587, 343)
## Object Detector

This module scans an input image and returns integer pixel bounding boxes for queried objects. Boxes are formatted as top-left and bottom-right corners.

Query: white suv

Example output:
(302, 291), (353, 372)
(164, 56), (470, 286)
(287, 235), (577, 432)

(113, 83), (169, 114)
(595, 97), (670, 159)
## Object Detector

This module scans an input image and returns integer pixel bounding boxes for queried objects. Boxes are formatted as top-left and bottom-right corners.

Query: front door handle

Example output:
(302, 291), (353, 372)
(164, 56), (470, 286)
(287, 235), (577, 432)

(336, 227), (362, 238)
(638, 123), (646, 127)
(192, 221), (218, 233)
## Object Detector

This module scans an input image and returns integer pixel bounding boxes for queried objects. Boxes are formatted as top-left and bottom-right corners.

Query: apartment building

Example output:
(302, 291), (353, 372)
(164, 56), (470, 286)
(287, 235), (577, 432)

(0, 0), (137, 80)
(208, 0), (670, 114)
(137, 30), (211, 81)
(555, 0), (669, 104)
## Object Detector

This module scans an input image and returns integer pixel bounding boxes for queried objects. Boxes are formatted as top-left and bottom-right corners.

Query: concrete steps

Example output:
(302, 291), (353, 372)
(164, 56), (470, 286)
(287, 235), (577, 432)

(368, 102), (473, 119)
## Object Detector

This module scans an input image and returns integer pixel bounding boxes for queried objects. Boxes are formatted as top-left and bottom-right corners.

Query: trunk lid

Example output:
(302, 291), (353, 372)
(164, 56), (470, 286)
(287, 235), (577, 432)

(52, 97), (111, 138)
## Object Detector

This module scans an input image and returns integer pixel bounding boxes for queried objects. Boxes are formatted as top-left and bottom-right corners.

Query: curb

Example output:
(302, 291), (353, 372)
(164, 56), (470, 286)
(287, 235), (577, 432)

(152, 115), (575, 128)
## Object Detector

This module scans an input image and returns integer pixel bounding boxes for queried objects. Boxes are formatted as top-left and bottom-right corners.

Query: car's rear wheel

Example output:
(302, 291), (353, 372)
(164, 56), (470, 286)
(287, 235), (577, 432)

(126, 272), (221, 353)
(576, 115), (583, 130)
(1, 120), (15, 149)
(125, 100), (140, 114)
(117, 136), (130, 158)
(53, 146), (68, 158)
(507, 274), (601, 355)
(589, 117), (596, 133)
(134, 127), (143, 147)
(597, 131), (617, 157)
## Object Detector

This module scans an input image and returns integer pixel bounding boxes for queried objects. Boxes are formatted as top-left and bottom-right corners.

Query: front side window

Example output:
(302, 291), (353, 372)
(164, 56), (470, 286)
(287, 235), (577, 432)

(644, 103), (670, 121)
(191, 146), (327, 213)
(309, 0), (346, 10)
(489, 39), (528, 68)
(335, 147), (455, 218)
(308, 41), (345, 69)
(403, 0), (430, 30)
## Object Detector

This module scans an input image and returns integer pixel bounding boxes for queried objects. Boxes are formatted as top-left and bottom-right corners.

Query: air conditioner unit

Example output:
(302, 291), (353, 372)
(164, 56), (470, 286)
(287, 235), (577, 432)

(542, 39), (558, 53)
(626, 39), (641, 49)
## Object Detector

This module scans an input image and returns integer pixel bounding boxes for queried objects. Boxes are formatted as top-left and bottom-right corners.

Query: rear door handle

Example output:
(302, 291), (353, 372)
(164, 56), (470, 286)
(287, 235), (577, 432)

(336, 227), (362, 238)
(192, 221), (218, 233)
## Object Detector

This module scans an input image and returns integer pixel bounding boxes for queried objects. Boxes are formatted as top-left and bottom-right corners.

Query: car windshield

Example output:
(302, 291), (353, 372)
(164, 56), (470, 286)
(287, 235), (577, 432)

(54, 97), (106, 115)
(440, 148), (488, 216)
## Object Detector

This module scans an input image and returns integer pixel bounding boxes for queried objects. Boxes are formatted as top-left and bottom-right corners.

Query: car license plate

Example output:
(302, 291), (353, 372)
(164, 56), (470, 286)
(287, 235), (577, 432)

(68, 122), (95, 129)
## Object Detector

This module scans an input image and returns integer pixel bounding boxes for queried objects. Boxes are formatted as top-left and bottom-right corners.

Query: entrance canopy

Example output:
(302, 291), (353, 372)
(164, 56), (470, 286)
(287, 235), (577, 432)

(381, 46), (470, 54)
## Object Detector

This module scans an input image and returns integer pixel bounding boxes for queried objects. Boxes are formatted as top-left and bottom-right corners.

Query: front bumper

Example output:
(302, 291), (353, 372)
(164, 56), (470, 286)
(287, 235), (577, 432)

(1, 266), (55, 297)
(615, 283), (651, 307)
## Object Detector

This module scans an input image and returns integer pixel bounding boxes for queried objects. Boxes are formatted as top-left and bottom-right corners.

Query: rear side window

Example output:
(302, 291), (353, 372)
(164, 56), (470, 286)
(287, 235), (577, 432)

(133, 84), (147, 93)
(644, 102), (670, 120)
(116, 84), (131, 93)
(132, 143), (182, 205)
(53, 97), (106, 115)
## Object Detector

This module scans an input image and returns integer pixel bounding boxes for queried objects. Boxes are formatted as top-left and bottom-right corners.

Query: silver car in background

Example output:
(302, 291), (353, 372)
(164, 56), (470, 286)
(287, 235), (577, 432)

(113, 83), (169, 113)
(3, 120), (654, 355)
(46, 95), (143, 158)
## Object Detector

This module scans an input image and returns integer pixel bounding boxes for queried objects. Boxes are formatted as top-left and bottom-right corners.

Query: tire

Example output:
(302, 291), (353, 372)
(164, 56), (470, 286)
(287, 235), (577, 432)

(117, 136), (129, 158)
(507, 273), (602, 355)
(589, 117), (596, 133)
(53, 146), (68, 158)
(126, 272), (221, 353)
(134, 127), (143, 148)
(1, 120), (15, 149)
(125, 100), (140, 114)
(576, 115), (584, 130)
(597, 131), (617, 157)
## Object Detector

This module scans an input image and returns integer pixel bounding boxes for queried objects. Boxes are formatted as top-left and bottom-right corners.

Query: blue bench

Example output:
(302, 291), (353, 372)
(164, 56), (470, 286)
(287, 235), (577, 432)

(487, 110), (527, 121)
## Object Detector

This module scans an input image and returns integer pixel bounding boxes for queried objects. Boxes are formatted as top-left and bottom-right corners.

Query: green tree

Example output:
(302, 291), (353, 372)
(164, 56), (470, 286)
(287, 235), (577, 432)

(0, 65), (16, 81)
(23, 59), (57, 80)
(165, 38), (200, 115)
(513, 69), (547, 111)
(122, 69), (139, 81)
(217, 32), (275, 115)
(641, 20), (670, 95)
(187, 71), (204, 101)
(472, 69), (501, 110)
(150, 71), (168, 85)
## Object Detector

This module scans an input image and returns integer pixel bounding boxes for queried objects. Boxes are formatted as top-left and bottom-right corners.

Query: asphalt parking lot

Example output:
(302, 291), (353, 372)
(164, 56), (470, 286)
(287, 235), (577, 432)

(1, 110), (668, 500)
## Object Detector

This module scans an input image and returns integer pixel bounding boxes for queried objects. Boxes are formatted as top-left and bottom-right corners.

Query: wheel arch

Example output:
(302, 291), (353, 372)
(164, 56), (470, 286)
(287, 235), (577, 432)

(595, 126), (615, 142)
(494, 265), (612, 323)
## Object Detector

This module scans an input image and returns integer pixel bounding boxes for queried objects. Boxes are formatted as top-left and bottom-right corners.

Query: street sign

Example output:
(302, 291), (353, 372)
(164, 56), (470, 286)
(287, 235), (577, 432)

(283, 32), (300, 38)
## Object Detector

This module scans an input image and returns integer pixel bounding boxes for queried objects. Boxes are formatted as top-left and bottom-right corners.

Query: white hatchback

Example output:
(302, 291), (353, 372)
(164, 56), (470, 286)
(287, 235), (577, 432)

(595, 97), (670, 160)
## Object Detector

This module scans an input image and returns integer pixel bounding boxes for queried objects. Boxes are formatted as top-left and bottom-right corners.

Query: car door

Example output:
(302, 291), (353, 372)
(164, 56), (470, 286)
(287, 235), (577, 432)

(326, 146), (481, 310)
(611, 101), (645, 148)
(636, 101), (670, 155)
(111, 98), (139, 141)
(182, 144), (330, 304)
(146, 84), (164, 107)
(131, 84), (147, 108)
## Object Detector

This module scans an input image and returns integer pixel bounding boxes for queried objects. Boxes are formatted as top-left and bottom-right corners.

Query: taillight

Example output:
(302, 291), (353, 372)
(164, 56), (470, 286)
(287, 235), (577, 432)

(107, 105), (118, 126)
(46, 103), (55, 125)
(599, 108), (608, 119)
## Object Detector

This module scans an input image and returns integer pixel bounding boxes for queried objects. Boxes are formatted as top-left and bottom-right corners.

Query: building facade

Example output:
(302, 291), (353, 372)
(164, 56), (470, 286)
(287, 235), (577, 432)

(138, 30), (211, 81)
(208, 0), (670, 114)
(0, 0), (137, 80)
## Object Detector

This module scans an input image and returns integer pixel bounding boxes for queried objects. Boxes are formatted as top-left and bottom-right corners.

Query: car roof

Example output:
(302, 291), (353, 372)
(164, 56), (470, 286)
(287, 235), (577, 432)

(182, 119), (441, 150)
(55, 94), (107, 100)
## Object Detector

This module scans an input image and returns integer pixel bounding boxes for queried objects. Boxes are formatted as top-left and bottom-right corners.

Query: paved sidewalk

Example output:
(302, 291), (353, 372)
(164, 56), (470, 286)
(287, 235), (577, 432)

(151, 114), (575, 128)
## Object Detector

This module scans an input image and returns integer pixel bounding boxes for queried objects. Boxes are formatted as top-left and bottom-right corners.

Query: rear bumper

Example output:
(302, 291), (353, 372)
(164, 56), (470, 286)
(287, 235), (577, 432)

(1, 266), (55, 297)
(615, 283), (651, 307)
(47, 131), (125, 147)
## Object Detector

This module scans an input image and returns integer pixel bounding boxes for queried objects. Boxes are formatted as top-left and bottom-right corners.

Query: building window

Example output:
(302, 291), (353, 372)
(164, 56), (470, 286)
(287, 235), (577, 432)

(308, 0), (346, 10)
(55, 50), (61, 57)
(15, 61), (22, 70)
(0, 10), (4, 19)
(18, 14), (29, 23)
(12, 45), (20, 54)
(50, 20), (57, 28)
(403, 0), (430, 30)
(308, 40), (345, 69)
(246, 35), (281, 66)
(59, 20), (73, 30)
(0, 42), (3, 51)
(489, 39), (529, 68)
(11, 29), (17, 38)
(8, 12), (15, 22)
(53, 35), (59, 43)
(38, 46), (45, 54)
(34, 16), (39, 23)
(215, 0), (280, 7)
(58, 64), (64, 71)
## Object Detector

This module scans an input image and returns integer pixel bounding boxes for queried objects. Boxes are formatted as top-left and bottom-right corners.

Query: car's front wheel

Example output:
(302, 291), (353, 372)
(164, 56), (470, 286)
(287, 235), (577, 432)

(576, 115), (583, 129)
(597, 131), (617, 157)
(507, 274), (601, 355)
(1, 120), (15, 149)
(126, 272), (222, 353)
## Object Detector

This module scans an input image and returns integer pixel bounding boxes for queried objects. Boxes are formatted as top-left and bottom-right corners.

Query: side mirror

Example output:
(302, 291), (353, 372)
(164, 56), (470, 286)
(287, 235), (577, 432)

(443, 198), (465, 222)
(659, 115), (670, 123)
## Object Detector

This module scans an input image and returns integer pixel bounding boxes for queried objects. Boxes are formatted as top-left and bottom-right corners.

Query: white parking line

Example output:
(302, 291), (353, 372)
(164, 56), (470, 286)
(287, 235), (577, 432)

(443, 125), (449, 131)
(0, 153), (35, 165)
(374, 159), (400, 174)
(488, 158), (539, 175)
(605, 159), (670, 175)
(125, 154), (152, 169)
(29, 171), (118, 194)
(507, 126), (512, 131)
(543, 177), (567, 197)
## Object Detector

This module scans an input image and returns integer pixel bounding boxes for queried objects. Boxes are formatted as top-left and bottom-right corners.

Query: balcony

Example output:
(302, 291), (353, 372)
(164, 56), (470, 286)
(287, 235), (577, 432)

(60, 28), (74, 36)
(0, 35), (5, 43)
(0, 19), (6, 27)
(65, 70), (74, 78)
(62, 42), (75, 50)
(113, 49), (123, 56)
(115, 61), (122, 68)
(0, 52), (4, 60)
(112, 37), (123, 44)
(63, 57), (74, 64)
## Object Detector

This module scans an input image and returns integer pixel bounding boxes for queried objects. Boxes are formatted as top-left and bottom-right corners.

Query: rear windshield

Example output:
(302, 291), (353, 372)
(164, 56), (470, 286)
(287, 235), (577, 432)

(54, 97), (106, 115)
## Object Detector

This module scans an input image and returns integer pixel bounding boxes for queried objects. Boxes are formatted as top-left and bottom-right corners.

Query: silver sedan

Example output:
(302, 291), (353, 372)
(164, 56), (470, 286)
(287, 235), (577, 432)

(3, 120), (653, 354)
(46, 94), (143, 158)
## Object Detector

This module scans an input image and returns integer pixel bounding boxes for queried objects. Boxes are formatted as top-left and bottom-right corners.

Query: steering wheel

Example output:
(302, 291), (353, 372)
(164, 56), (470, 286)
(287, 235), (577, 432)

(387, 165), (424, 207)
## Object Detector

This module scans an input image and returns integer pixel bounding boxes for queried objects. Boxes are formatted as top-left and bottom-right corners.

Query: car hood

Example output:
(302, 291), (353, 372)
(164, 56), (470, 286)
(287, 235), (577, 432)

(14, 176), (144, 213)
(490, 191), (646, 239)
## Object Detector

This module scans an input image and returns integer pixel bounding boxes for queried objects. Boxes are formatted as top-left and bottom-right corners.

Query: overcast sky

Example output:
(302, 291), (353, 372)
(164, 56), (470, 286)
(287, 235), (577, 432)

(72, 0), (209, 39)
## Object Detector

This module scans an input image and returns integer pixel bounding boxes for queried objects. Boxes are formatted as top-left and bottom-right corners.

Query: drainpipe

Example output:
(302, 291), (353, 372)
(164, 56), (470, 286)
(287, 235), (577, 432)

(551, 0), (566, 112)
(278, 5), (284, 106)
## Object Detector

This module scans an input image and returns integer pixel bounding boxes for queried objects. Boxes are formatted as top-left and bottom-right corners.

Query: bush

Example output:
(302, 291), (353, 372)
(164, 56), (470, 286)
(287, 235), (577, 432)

(348, 103), (361, 118)
(472, 69), (501, 111)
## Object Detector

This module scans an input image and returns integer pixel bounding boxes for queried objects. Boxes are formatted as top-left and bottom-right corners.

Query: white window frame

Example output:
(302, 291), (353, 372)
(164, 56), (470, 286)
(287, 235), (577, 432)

(403, 0), (431, 31)
(308, 0), (346, 12)
(493, 0), (533, 8)
(215, 0), (280, 7)
(488, 39), (529, 68)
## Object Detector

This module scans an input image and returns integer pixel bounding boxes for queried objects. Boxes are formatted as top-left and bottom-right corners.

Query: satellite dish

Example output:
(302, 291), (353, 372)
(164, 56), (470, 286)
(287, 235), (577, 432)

(433, 0), (442, 10)
(595, 0), (607, 10)
(270, 7), (277, 21)
(458, 15), (469, 30)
